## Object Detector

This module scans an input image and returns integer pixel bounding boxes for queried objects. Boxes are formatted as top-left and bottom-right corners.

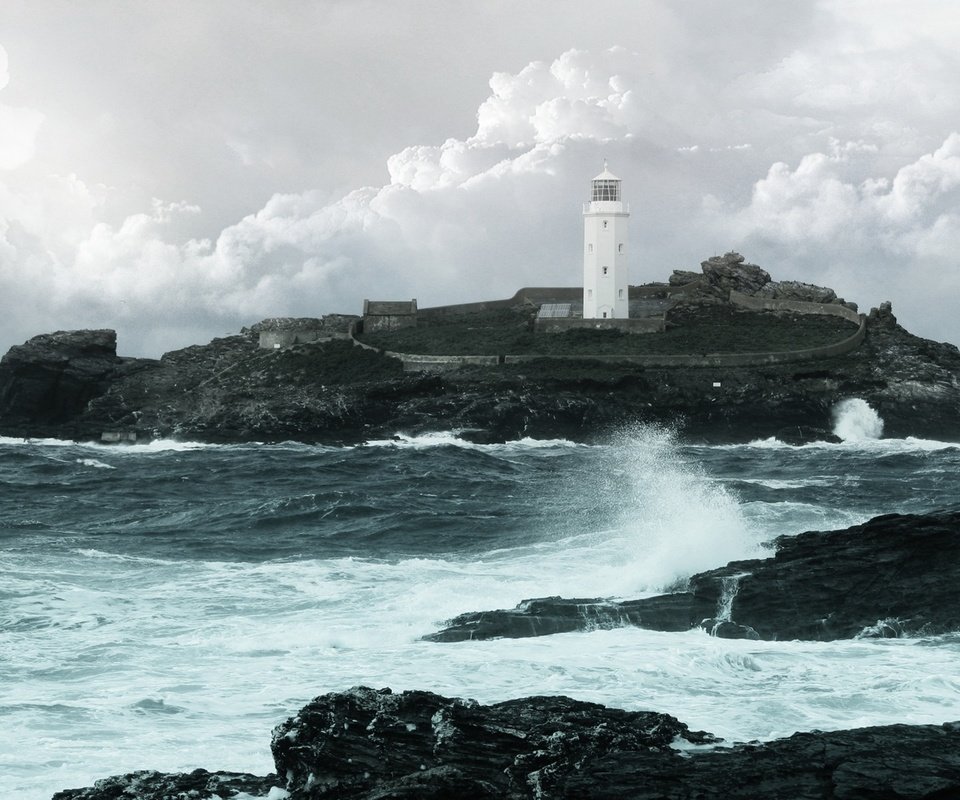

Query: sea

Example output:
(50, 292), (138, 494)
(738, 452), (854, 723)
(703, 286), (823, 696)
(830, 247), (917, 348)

(2, 398), (960, 798)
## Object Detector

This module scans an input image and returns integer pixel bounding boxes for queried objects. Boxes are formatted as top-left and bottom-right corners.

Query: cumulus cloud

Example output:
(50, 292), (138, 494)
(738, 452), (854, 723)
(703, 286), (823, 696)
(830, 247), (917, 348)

(3, 2), (960, 356)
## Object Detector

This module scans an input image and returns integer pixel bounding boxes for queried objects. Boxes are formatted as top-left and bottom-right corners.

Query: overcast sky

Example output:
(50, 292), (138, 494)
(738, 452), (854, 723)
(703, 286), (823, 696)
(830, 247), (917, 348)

(2, 0), (960, 356)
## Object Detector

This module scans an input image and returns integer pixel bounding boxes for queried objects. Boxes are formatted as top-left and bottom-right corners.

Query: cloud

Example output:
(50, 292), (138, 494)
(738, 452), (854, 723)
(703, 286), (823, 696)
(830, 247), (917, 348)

(0, 45), (43, 170)
(703, 132), (960, 338)
(4, 3), (960, 356)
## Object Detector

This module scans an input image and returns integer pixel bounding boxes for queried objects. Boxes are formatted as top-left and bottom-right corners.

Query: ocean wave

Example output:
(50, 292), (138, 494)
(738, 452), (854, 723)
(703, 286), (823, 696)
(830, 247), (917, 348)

(741, 436), (959, 452)
(362, 432), (582, 451)
(75, 458), (115, 470)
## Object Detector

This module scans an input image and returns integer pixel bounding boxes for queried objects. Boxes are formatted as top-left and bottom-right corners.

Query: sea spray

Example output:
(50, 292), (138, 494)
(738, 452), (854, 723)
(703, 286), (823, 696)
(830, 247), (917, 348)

(832, 398), (884, 441)
(580, 424), (766, 595)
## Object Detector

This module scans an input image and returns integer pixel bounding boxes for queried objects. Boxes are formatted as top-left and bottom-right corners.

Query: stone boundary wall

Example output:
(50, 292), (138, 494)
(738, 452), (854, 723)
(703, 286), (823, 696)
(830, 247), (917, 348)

(729, 291), (862, 324)
(421, 282), (700, 317)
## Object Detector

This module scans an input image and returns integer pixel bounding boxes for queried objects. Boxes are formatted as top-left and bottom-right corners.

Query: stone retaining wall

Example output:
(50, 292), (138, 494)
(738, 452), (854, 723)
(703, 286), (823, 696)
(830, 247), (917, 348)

(729, 291), (862, 324)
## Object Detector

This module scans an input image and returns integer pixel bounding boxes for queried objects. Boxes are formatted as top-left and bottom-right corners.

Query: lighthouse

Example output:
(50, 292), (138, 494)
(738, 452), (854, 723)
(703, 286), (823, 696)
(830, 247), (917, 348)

(583, 163), (629, 319)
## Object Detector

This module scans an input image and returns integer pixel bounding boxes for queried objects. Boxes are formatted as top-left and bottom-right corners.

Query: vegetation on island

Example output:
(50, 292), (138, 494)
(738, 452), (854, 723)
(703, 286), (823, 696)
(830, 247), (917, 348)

(356, 304), (859, 357)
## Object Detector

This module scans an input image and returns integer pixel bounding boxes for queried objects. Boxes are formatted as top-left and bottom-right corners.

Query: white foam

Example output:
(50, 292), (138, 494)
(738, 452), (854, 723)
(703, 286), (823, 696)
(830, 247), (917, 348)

(76, 458), (115, 470)
(832, 398), (884, 441)
(547, 424), (768, 595)
(362, 432), (581, 451)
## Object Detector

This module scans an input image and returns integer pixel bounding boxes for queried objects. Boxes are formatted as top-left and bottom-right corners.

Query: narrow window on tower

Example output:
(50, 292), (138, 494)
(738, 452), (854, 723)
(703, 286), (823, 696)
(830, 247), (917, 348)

(603, 220), (608, 229)
(587, 289), (593, 299)
(588, 244), (593, 253)
(618, 289), (624, 299)
(602, 266), (608, 275)
(618, 243), (623, 253)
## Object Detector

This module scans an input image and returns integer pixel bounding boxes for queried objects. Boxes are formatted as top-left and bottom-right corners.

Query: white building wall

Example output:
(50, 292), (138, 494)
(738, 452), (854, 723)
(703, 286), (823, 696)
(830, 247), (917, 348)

(583, 172), (629, 319)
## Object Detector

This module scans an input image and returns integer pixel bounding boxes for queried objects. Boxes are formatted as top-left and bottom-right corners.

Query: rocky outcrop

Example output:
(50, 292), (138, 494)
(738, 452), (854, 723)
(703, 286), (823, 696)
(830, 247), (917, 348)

(669, 268), (701, 286)
(758, 279), (838, 304)
(54, 687), (960, 799)
(426, 510), (960, 642)
(0, 329), (157, 438)
(700, 251), (771, 296)
(51, 770), (277, 800)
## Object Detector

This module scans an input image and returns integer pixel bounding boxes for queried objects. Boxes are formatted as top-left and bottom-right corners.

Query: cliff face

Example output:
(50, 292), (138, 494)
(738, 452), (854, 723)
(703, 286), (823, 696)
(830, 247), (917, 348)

(1, 264), (959, 444)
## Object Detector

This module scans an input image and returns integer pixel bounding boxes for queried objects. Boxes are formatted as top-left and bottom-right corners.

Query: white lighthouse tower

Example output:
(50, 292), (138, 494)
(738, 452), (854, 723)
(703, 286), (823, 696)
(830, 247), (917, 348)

(583, 162), (629, 319)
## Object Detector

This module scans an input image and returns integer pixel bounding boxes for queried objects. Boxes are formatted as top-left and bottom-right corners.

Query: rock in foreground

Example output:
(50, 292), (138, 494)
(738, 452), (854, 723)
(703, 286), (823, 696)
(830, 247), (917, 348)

(56, 687), (960, 799)
(51, 769), (278, 799)
(426, 510), (960, 642)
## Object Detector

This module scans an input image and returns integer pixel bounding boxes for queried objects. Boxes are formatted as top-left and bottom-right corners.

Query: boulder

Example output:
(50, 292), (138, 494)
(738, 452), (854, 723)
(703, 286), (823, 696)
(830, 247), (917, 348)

(757, 280), (837, 304)
(700, 251), (771, 296)
(270, 686), (714, 799)
(51, 769), (278, 800)
(668, 269), (701, 286)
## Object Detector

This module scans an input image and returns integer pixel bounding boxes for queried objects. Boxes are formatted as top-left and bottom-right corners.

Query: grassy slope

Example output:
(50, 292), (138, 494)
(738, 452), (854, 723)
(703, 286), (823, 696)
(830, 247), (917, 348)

(356, 305), (858, 357)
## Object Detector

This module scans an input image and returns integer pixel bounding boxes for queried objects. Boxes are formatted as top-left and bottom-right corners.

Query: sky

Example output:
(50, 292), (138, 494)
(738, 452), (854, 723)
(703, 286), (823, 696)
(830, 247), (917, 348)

(2, 0), (960, 356)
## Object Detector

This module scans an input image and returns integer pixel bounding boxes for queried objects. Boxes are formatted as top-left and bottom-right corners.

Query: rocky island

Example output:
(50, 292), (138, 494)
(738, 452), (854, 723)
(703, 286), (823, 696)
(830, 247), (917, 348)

(2, 253), (960, 446)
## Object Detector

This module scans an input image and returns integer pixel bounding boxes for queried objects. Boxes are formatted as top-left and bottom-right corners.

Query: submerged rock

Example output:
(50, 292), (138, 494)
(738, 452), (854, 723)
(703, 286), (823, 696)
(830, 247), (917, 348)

(55, 688), (960, 799)
(426, 510), (960, 642)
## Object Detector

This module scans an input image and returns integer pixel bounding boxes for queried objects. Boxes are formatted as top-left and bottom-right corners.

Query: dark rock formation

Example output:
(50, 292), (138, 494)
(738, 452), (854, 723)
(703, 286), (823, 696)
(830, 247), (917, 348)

(669, 268), (701, 286)
(700, 251), (771, 296)
(0, 330), (154, 438)
(426, 510), (960, 642)
(51, 769), (277, 800)
(56, 687), (960, 799)
(757, 278), (839, 304)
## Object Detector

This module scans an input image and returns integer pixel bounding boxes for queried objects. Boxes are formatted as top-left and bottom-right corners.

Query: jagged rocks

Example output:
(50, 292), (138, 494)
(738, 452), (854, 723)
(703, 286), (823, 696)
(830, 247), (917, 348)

(669, 269), (701, 286)
(55, 688), (960, 799)
(270, 687), (715, 800)
(53, 686), (960, 800)
(757, 279), (838, 304)
(700, 251), (771, 296)
(51, 769), (279, 800)
(426, 510), (960, 642)
(0, 329), (146, 435)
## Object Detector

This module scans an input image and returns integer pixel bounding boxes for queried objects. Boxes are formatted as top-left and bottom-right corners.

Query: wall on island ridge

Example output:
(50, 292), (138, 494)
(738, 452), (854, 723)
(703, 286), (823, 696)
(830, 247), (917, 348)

(728, 291), (863, 324)
(420, 283), (698, 317)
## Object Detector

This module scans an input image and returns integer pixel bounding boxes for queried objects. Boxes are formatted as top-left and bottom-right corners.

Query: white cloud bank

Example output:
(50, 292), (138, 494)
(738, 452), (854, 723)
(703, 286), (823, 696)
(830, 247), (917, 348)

(2, 4), (960, 356)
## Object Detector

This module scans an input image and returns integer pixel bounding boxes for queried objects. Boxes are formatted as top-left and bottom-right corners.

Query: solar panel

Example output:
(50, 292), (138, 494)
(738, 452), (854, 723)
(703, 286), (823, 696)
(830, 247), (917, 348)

(537, 303), (572, 319)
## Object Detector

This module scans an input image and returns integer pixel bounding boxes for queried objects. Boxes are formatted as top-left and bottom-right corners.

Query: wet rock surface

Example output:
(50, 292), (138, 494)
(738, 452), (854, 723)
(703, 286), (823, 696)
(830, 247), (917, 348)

(55, 687), (960, 799)
(426, 510), (960, 642)
(51, 769), (278, 799)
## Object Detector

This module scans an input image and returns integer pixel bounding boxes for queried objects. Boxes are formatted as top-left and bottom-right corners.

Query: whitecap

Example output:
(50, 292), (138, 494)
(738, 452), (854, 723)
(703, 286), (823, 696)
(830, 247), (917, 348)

(75, 458), (115, 470)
